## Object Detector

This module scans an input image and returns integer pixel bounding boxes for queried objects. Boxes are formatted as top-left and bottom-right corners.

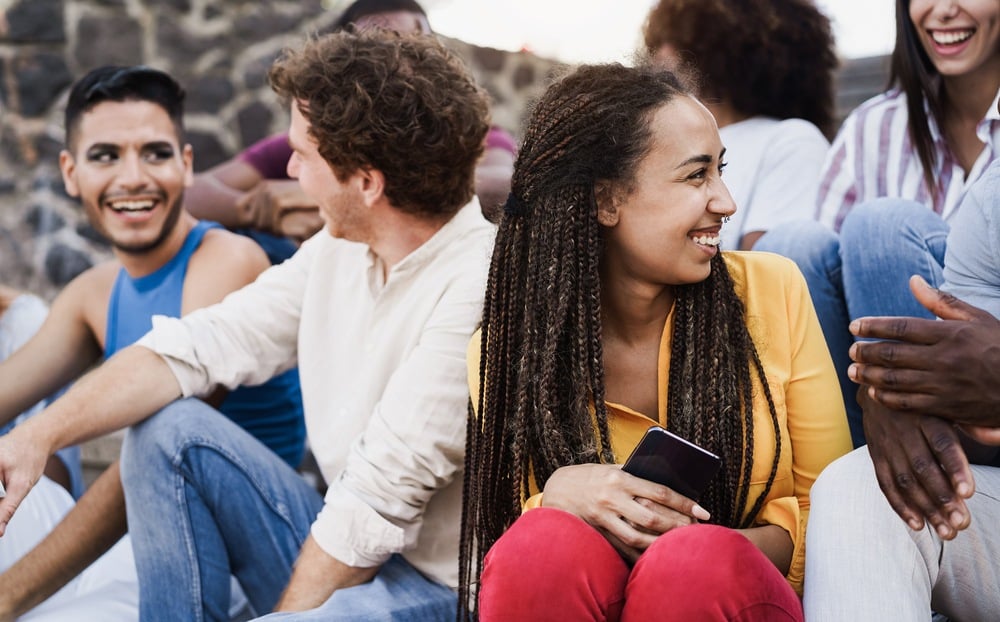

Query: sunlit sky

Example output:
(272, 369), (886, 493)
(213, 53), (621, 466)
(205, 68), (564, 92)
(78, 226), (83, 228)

(418, 0), (895, 64)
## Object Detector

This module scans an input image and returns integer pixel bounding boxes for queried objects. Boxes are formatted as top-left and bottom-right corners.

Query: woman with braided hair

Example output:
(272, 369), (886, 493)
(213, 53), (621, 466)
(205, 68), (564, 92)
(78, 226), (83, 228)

(458, 63), (852, 621)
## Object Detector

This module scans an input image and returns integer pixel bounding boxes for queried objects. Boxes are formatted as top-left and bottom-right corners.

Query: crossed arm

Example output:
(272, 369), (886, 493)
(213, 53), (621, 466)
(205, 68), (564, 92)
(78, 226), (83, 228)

(848, 275), (1000, 539)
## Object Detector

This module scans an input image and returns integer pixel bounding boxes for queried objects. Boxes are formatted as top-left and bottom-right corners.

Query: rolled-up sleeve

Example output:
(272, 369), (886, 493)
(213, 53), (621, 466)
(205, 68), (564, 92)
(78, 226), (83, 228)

(137, 237), (314, 395)
(309, 263), (484, 567)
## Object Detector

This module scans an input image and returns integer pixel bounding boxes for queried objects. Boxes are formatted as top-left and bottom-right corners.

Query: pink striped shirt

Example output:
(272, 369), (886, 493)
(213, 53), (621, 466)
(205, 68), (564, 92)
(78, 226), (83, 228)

(816, 88), (1000, 232)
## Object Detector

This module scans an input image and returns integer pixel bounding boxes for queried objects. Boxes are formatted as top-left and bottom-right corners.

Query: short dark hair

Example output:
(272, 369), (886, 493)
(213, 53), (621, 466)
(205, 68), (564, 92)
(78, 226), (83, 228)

(64, 65), (186, 148)
(269, 29), (490, 218)
(643, 0), (837, 137)
(333, 0), (428, 31)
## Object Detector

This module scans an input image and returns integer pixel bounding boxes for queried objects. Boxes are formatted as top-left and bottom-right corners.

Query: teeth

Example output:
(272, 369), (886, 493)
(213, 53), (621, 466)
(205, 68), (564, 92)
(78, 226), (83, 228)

(109, 200), (154, 212)
(692, 235), (720, 247)
(932, 29), (973, 45)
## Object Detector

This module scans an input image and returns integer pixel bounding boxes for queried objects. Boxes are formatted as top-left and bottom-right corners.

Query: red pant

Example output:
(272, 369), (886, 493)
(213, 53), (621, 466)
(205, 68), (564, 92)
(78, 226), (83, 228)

(479, 507), (803, 621)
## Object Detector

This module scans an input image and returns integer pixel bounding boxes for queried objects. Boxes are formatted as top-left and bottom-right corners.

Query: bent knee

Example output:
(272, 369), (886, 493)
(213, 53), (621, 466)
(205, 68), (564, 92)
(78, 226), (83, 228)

(121, 399), (216, 478)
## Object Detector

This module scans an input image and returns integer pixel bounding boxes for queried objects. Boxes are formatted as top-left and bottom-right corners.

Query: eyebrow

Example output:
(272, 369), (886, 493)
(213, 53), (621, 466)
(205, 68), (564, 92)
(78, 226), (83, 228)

(84, 142), (119, 152)
(674, 147), (728, 170)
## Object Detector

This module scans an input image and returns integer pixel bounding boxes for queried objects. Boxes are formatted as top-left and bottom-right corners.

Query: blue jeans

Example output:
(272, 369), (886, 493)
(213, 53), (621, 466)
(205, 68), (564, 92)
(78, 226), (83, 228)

(755, 199), (948, 447)
(120, 399), (456, 622)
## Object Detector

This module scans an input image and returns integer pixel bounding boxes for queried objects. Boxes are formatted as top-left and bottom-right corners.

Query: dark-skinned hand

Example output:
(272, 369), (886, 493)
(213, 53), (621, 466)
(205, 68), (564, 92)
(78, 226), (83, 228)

(849, 275), (1000, 429)
(857, 387), (972, 540)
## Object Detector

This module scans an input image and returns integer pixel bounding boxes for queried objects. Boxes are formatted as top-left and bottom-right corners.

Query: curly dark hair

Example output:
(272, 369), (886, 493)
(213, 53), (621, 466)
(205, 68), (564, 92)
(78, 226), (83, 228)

(457, 63), (781, 619)
(268, 29), (490, 218)
(643, 0), (838, 137)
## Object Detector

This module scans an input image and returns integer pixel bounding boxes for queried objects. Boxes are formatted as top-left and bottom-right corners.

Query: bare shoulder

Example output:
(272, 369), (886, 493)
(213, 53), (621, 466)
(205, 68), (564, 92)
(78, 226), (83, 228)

(194, 227), (270, 274)
(183, 227), (271, 311)
(57, 260), (120, 319)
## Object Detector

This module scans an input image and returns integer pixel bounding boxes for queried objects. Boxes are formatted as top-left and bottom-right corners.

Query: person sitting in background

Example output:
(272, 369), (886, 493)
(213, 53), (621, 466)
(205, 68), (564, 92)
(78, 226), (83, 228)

(0, 65), (304, 622)
(0, 285), (81, 499)
(804, 150), (1000, 621)
(643, 0), (837, 251)
(185, 0), (515, 242)
(458, 61), (850, 622)
(754, 0), (999, 447)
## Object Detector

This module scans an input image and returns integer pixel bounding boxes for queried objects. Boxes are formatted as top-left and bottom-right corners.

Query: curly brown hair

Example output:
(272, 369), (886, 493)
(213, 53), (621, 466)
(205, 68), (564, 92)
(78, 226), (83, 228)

(268, 29), (490, 218)
(643, 0), (838, 137)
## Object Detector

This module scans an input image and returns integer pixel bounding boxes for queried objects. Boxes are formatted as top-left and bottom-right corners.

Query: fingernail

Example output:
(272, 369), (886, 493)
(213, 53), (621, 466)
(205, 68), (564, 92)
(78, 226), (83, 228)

(956, 482), (972, 497)
(849, 320), (860, 334)
(692, 504), (710, 521)
(936, 523), (952, 539)
(949, 511), (965, 527)
(848, 364), (858, 380)
(907, 518), (922, 531)
(913, 275), (929, 288)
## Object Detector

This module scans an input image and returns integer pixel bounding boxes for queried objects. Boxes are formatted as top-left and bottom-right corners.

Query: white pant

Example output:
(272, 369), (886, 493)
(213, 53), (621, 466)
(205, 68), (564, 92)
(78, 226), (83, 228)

(1, 476), (249, 621)
(804, 447), (1000, 622)
(0, 476), (139, 622)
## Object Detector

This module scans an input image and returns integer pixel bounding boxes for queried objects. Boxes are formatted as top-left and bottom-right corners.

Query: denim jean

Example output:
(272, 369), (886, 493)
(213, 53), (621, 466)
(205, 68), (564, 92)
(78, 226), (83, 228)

(755, 199), (948, 447)
(120, 398), (456, 622)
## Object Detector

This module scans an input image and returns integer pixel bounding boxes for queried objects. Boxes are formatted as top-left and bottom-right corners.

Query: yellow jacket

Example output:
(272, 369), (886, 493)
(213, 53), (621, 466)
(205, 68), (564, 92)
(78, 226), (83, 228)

(468, 251), (852, 594)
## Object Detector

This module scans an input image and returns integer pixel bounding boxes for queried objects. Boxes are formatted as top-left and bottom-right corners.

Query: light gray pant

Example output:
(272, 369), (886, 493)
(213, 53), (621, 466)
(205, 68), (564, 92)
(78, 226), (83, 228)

(804, 447), (1000, 622)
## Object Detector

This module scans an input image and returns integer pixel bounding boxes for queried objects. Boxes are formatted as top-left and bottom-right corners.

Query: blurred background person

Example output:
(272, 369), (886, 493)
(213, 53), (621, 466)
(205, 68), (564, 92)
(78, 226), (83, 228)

(185, 0), (515, 253)
(643, 0), (838, 251)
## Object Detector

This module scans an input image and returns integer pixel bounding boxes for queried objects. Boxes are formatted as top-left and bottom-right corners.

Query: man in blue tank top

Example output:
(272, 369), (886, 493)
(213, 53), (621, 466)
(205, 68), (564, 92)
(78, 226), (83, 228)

(0, 66), (304, 620)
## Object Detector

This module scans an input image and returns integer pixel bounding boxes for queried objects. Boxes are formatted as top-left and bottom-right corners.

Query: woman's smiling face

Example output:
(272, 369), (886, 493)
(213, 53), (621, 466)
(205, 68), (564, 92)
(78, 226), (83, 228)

(598, 96), (736, 289)
(909, 0), (1000, 78)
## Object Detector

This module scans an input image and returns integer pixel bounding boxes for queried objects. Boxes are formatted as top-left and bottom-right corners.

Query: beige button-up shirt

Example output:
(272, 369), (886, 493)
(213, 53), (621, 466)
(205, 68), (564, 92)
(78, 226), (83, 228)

(139, 201), (494, 588)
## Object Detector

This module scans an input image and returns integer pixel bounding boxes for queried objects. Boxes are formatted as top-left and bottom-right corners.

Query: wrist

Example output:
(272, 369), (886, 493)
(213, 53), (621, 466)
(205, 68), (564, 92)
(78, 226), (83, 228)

(235, 192), (259, 228)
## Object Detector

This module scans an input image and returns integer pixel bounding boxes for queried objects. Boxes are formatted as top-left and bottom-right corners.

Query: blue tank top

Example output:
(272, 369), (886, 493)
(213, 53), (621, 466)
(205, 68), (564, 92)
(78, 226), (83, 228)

(105, 221), (305, 467)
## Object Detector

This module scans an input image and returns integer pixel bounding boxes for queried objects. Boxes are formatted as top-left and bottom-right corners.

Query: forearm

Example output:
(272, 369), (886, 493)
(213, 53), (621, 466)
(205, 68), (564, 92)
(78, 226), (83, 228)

(27, 346), (181, 454)
(737, 524), (793, 575)
(184, 175), (252, 228)
(274, 535), (379, 612)
(0, 462), (128, 621)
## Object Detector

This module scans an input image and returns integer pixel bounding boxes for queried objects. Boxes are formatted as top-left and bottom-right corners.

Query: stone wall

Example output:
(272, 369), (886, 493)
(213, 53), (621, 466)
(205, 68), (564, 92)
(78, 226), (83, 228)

(0, 0), (563, 299)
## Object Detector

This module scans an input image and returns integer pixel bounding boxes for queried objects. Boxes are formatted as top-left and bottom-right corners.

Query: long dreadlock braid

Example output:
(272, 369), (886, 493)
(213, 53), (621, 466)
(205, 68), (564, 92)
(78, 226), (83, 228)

(458, 63), (781, 619)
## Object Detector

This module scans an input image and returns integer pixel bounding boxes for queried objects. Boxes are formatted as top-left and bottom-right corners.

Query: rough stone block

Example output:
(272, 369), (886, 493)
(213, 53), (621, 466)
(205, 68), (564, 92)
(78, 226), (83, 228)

(45, 242), (93, 286)
(1, 0), (65, 43)
(75, 15), (143, 69)
(237, 101), (274, 147)
(0, 53), (73, 117)
(187, 74), (235, 113)
(24, 205), (66, 234)
(187, 130), (228, 172)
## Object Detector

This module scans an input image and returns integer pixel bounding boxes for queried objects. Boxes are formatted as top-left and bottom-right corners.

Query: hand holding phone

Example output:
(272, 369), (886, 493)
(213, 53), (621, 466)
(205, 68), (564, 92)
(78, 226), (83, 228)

(622, 426), (722, 501)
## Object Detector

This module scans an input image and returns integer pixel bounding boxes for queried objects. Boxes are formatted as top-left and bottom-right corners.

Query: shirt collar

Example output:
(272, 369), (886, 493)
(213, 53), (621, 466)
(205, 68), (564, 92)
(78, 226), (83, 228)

(366, 197), (492, 290)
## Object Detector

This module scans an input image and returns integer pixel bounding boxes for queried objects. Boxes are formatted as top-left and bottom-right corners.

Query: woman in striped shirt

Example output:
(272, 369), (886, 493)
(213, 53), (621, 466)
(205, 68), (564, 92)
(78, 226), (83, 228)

(757, 0), (999, 447)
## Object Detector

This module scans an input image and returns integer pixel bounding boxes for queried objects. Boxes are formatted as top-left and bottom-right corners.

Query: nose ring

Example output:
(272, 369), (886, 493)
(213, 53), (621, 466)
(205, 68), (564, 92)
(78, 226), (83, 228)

(723, 216), (731, 224)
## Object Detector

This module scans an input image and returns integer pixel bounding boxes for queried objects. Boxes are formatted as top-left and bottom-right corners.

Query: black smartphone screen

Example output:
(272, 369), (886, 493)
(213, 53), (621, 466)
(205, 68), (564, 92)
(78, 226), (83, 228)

(621, 426), (722, 500)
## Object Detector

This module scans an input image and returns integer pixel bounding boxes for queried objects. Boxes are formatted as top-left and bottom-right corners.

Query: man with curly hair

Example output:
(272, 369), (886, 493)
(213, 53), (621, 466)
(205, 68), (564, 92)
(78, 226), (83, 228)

(0, 30), (493, 620)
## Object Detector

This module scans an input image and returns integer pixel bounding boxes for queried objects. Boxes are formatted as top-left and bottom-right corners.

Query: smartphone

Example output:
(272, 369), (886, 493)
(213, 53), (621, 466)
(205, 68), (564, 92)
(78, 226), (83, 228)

(622, 426), (722, 501)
